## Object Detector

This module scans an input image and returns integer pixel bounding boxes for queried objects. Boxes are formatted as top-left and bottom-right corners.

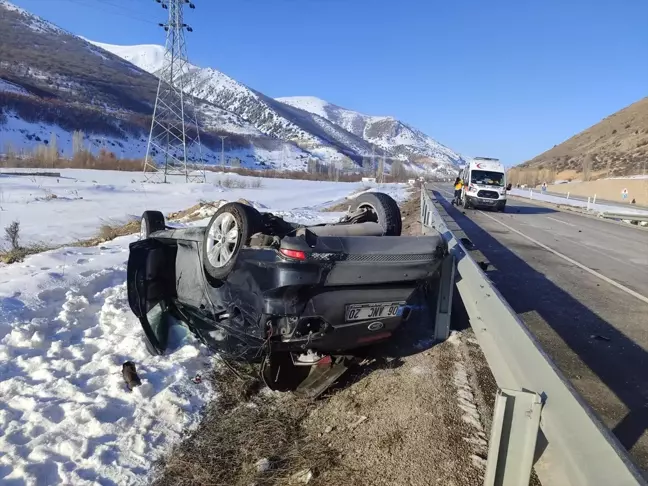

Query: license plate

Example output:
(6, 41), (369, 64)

(345, 302), (405, 322)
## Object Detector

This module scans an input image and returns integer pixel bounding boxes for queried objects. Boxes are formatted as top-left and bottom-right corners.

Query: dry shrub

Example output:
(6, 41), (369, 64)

(4, 220), (20, 250)
(0, 243), (53, 264)
(98, 219), (140, 240)
(77, 219), (140, 247)
(206, 165), (365, 183)
(206, 165), (421, 183)
(1, 149), (142, 171)
(1, 220), (56, 263)
(152, 360), (342, 486)
(218, 176), (246, 189)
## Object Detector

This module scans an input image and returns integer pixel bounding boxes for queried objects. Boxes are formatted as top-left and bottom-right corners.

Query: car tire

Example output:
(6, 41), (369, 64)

(140, 210), (165, 239)
(202, 202), (263, 281)
(350, 192), (402, 236)
(463, 197), (472, 209)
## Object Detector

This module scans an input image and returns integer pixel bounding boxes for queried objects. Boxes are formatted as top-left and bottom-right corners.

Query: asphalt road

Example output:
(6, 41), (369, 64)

(431, 184), (648, 471)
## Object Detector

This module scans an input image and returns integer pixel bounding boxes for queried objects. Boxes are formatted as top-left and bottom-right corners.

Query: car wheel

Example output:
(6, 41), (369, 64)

(350, 192), (401, 236)
(202, 202), (263, 281)
(463, 197), (471, 209)
(140, 210), (165, 239)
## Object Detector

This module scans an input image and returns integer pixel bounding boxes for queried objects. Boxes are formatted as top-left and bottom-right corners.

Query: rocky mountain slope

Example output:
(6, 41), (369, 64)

(90, 41), (465, 174)
(518, 97), (648, 177)
(277, 96), (465, 169)
(90, 41), (384, 166)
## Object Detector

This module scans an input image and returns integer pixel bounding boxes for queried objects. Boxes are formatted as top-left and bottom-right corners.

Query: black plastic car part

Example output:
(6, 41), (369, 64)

(140, 210), (166, 238)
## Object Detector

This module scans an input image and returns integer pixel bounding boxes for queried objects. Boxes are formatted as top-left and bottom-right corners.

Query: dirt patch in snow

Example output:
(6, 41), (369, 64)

(302, 328), (490, 486)
(400, 187), (422, 235)
(152, 360), (344, 486)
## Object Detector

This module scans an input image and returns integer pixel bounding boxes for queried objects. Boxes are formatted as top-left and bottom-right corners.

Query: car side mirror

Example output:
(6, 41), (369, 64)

(506, 183), (512, 191)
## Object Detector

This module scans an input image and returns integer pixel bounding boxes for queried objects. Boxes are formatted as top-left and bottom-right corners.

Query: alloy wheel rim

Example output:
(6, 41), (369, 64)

(206, 212), (239, 267)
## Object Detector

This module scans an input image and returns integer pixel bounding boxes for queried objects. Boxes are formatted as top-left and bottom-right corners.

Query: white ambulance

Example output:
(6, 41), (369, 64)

(460, 157), (508, 211)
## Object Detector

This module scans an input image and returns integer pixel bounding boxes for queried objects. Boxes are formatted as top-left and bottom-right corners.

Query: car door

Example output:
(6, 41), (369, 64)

(127, 239), (177, 355)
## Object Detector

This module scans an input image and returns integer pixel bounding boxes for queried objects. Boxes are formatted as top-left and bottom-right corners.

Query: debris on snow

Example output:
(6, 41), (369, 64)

(122, 361), (142, 391)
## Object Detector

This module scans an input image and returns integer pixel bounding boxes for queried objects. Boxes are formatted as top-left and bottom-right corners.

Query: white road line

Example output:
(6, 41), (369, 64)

(546, 216), (576, 227)
(478, 210), (648, 305)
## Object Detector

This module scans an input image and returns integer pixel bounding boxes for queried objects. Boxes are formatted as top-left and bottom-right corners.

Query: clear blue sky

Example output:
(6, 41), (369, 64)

(11, 0), (648, 166)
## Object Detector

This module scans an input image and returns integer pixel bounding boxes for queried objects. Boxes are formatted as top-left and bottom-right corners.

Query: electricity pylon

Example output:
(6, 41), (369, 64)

(143, 0), (205, 183)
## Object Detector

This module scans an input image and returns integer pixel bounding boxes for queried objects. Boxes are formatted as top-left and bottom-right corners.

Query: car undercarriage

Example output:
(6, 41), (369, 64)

(127, 192), (446, 397)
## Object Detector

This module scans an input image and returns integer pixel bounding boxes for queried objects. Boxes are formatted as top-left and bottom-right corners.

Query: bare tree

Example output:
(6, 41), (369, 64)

(377, 157), (384, 182)
(391, 160), (404, 181)
(362, 157), (372, 174)
(48, 131), (58, 167)
(73, 130), (85, 156)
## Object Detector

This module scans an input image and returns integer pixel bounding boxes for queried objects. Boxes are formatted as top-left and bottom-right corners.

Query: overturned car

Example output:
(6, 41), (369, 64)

(127, 192), (447, 396)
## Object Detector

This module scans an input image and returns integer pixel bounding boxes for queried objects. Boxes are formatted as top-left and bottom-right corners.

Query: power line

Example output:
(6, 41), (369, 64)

(32, 0), (158, 25)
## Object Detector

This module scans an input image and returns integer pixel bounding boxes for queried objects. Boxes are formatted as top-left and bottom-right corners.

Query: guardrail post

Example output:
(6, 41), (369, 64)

(484, 389), (543, 486)
(434, 254), (455, 341)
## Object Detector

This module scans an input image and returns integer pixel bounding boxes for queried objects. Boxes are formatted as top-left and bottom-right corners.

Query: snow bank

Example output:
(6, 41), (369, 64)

(0, 169), (408, 245)
(0, 235), (215, 485)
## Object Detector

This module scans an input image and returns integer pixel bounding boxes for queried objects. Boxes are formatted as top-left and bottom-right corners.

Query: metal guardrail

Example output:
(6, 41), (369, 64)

(599, 212), (648, 222)
(420, 186), (647, 486)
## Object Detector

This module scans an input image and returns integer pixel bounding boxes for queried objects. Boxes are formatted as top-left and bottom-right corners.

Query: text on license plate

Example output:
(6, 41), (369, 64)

(345, 302), (405, 322)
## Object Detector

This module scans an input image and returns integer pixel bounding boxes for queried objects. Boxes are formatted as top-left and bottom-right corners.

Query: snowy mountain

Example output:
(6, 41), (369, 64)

(1, 1), (464, 173)
(0, 2), (314, 169)
(277, 96), (465, 171)
(89, 41), (379, 166)
(88, 41), (168, 75)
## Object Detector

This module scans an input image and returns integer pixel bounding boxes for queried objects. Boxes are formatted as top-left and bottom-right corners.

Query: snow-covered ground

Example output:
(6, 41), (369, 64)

(510, 188), (648, 217)
(0, 169), (409, 246)
(0, 78), (29, 95)
(0, 111), (312, 171)
(0, 237), (214, 485)
(0, 170), (410, 485)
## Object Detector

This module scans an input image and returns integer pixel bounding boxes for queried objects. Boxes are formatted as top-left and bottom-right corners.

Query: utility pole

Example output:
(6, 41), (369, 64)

(372, 147), (376, 177)
(143, 0), (205, 183)
(219, 135), (228, 169)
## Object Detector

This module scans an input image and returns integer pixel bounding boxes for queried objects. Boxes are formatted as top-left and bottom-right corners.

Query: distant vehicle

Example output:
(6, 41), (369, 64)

(459, 157), (507, 212)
